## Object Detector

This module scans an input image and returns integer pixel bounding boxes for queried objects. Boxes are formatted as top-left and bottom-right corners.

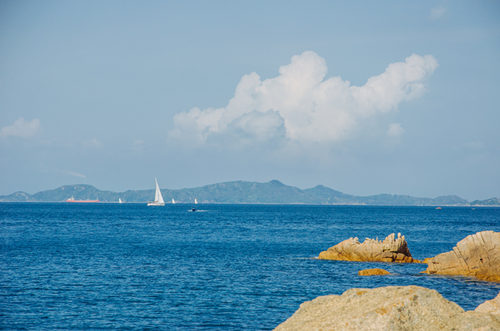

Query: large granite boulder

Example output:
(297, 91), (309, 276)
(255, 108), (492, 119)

(424, 231), (500, 282)
(274, 286), (500, 330)
(318, 233), (417, 263)
(476, 292), (500, 315)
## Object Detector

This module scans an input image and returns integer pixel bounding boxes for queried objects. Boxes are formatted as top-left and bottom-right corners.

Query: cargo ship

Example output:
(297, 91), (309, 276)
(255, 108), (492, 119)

(66, 196), (100, 203)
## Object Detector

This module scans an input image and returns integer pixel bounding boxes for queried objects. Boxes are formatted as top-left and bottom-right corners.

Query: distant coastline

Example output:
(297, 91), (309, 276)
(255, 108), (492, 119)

(1, 180), (498, 206)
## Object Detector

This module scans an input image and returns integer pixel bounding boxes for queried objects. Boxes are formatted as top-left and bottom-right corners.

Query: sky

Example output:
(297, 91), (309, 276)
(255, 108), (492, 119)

(1, 0), (499, 200)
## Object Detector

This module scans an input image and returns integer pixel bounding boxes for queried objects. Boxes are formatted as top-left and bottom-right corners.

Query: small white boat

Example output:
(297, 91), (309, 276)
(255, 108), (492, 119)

(118, 198), (123, 204)
(194, 198), (198, 204)
(171, 198), (176, 204)
(147, 178), (165, 206)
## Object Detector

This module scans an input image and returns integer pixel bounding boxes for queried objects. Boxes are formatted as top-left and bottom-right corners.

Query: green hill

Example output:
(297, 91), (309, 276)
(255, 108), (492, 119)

(0, 180), (496, 206)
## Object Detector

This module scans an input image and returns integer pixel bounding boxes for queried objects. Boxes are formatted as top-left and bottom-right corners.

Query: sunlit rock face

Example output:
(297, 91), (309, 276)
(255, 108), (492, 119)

(274, 286), (500, 331)
(475, 292), (500, 315)
(424, 231), (500, 282)
(318, 233), (417, 263)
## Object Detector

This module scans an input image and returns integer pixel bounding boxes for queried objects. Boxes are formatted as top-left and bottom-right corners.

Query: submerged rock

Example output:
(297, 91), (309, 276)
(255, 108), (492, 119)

(423, 231), (500, 282)
(274, 286), (500, 331)
(358, 268), (390, 276)
(318, 233), (417, 263)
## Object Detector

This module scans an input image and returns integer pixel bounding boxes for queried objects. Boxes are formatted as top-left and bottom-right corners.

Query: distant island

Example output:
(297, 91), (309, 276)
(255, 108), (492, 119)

(0, 180), (498, 206)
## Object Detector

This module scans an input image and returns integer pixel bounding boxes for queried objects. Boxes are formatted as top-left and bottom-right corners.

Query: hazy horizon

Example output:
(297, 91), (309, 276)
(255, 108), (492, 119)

(1, 1), (499, 200)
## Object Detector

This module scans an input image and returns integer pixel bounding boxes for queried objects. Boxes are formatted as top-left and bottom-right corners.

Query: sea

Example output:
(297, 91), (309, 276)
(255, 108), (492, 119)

(1, 203), (499, 330)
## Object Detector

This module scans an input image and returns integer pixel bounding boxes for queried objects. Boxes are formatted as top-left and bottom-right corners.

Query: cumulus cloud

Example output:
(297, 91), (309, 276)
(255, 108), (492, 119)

(0, 118), (40, 138)
(430, 6), (446, 20)
(169, 51), (437, 145)
(387, 123), (405, 137)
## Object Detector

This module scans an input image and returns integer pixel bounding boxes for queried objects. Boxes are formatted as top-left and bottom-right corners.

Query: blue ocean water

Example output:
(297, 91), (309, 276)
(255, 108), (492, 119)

(1, 203), (499, 330)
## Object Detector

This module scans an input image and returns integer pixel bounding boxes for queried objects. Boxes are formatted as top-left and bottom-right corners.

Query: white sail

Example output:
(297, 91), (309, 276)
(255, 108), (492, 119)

(118, 198), (123, 204)
(171, 198), (176, 204)
(194, 198), (198, 204)
(148, 178), (165, 206)
(155, 179), (165, 203)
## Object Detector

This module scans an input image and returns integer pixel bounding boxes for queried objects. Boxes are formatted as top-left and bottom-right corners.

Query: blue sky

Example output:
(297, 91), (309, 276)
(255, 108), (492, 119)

(1, 0), (499, 199)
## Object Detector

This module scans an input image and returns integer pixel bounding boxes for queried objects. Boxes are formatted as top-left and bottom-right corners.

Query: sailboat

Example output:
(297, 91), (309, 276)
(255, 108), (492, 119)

(171, 198), (176, 204)
(147, 178), (165, 206)
(118, 198), (123, 204)
(190, 197), (199, 212)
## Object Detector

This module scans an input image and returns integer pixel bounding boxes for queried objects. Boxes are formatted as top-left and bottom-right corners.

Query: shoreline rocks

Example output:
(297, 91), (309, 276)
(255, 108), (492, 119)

(476, 292), (500, 315)
(274, 286), (500, 330)
(423, 231), (500, 282)
(318, 233), (417, 263)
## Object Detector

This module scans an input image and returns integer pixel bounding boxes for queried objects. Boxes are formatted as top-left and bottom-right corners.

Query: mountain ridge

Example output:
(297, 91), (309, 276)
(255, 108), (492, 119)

(0, 180), (498, 206)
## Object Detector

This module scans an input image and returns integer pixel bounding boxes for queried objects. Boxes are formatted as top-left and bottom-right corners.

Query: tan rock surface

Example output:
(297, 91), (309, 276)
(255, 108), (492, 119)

(274, 286), (500, 331)
(318, 233), (417, 263)
(475, 292), (500, 315)
(424, 231), (500, 282)
(358, 268), (390, 276)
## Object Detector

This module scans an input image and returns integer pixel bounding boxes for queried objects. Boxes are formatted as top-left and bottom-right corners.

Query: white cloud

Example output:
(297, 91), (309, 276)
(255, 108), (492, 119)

(132, 139), (145, 151)
(0, 118), (40, 138)
(65, 170), (86, 178)
(169, 51), (437, 146)
(462, 141), (484, 151)
(430, 6), (446, 20)
(81, 138), (102, 148)
(387, 123), (405, 137)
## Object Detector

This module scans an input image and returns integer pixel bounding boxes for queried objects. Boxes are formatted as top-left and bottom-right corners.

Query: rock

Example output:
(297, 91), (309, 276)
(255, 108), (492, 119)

(274, 286), (500, 331)
(423, 231), (500, 282)
(475, 292), (500, 315)
(318, 233), (417, 263)
(358, 268), (390, 276)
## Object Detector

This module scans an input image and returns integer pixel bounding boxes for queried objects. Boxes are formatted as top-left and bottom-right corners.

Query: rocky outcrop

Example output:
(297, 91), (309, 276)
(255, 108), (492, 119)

(476, 292), (500, 315)
(274, 286), (500, 331)
(318, 233), (417, 263)
(358, 268), (390, 276)
(424, 231), (500, 282)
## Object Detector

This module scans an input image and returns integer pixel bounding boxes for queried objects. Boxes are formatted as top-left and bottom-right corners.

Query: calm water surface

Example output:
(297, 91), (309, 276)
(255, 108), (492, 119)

(1, 203), (499, 329)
